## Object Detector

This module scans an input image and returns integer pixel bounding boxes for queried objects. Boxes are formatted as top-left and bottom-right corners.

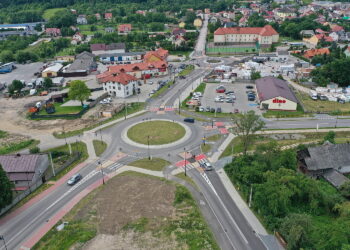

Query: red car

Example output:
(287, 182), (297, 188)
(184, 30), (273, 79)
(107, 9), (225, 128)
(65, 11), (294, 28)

(216, 88), (225, 93)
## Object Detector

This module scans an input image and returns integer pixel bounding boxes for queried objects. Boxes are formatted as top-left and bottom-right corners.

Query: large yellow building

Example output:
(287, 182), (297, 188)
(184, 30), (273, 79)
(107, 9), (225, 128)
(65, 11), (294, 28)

(214, 25), (279, 47)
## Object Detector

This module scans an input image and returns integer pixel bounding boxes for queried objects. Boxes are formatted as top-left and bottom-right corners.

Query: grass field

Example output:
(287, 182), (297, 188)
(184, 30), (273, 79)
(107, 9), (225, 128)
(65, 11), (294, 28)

(39, 103), (83, 115)
(201, 143), (211, 153)
(127, 121), (186, 145)
(0, 139), (39, 155)
(92, 140), (107, 157)
(33, 172), (218, 250)
(129, 158), (170, 171)
(169, 50), (191, 59)
(42, 8), (66, 20)
(296, 91), (350, 114)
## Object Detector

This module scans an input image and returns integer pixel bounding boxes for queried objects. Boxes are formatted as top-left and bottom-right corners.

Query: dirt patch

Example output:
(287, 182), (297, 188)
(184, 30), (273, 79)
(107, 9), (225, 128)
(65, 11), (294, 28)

(75, 175), (176, 234)
(0, 132), (30, 148)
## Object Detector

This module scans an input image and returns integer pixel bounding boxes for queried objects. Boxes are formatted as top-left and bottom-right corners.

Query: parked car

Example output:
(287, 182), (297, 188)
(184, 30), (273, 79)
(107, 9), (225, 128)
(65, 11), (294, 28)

(248, 96), (255, 101)
(216, 107), (222, 113)
(199, 106), (205, 112)
(216, 88), (225, 93)
(67, 173), (82, 186)
(234, 108), (239, 113)
(226, 98), (234, 103)
(205, 106), (211, 112)
(210, 108), (215, 113)
(200, 162), (213, 171)
(246, 85), (254, 89)
(179, 75), (186, 79)
(148, 81), (154, 85)
(225, 91), (234, 95)
(184, 117), (195, 123)
(215, 97), (224, 102)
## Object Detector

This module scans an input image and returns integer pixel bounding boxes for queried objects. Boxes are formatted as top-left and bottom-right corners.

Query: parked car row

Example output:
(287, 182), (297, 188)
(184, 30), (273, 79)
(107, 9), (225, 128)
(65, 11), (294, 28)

(149, 80), (170, 96)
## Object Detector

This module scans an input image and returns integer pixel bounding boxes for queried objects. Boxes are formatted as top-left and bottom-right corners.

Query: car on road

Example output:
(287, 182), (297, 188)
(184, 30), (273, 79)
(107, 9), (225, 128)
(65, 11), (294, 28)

(200, 162), (213, 171)
(246, 85), (254, 89)
(67, 173), (82, 186)
(179, 75), (186, 79)
(184, 117), (195, 123)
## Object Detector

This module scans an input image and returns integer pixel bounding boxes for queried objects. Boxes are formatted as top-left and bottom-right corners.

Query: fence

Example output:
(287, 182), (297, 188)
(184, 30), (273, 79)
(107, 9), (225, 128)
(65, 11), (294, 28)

(45, 152), (81, 180)
(88, 92), (108, 108)
(0, 179), (43, 216)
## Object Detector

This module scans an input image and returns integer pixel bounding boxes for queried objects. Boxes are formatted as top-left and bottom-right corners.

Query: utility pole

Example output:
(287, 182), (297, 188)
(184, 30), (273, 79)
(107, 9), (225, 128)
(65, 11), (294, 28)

(98, 160), (105, 185)
(184, 148), (187, 176)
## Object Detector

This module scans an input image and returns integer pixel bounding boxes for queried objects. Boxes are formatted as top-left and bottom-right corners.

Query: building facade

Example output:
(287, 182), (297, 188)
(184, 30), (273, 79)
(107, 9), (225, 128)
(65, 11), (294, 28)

(99, 52), (145, 64)
(100, 73), (138, 98)
(214, 25), (279, 47)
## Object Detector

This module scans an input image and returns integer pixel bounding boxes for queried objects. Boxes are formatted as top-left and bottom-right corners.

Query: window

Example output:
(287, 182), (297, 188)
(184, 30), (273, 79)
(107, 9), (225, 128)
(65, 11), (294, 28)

(118, 87), (121, 90)
(113, 86), (115, 89)
(126, 92), (129, 95)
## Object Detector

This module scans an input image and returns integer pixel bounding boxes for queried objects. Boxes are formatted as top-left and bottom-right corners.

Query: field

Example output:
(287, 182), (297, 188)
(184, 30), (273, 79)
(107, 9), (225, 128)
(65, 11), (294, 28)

(42, 8), (66, 20)
(127, 121), (186, 145)
(38, 103), (83, 115)
(33, 172), (218, 250)
(0, 130), (39, 155)
(296, 91), (350, 114)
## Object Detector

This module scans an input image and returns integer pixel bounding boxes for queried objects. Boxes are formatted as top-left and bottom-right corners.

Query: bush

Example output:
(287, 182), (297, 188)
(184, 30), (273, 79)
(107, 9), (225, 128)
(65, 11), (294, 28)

(29, 146), (40, 154)
(174, 186), (192, 205)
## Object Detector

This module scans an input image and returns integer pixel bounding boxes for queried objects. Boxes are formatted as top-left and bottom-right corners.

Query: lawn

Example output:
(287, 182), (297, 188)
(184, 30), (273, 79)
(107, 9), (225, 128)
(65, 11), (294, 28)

(42, 8), (66, 20)
(32, 172), (218, 250)
(151, 80), (174, 98)
(175, 172), (198, 189)
(92, 140), (107, 157)
(38, 103), (83, 115)
(0, 139), (39, 155)
(206, 47), (256, 54)
(127, 121), (186, 145)
(201, 143), (211, 153)
(262, 104), (310, 118)
(129, 158), (170, 171)
(178, 64), (195, 77)
(295, 91), (350, 114)
(53, 103), (145, 139)
(169, 50), (191, 59)
(206, 134), (222, 141)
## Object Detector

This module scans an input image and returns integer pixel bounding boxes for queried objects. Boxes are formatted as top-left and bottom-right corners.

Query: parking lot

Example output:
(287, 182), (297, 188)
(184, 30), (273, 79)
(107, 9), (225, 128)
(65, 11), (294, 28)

(200, 82), (261, 114)
(0, 62), (44, 85)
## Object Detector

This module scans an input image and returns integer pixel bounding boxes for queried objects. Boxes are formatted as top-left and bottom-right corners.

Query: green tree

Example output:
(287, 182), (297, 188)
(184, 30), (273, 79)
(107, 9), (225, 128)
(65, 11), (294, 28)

(251, 70), (261, 80)
(68, 80), (91, 106)
(43, 77), (53, 90)
(231, 111), (265, 155)
(0, 164), (13, 209)
(0, 50), (14, 62)
(323, 130), (335, 144)
(8, 80), (24, 95)
(277, 74), (284, 80)
(339, 182), (350, 198)
(279, 213), (312, 250)
(248, 13), (267, 27)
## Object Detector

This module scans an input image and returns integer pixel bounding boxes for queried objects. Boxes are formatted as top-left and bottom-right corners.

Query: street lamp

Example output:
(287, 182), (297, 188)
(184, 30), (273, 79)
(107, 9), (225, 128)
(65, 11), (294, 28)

(147, 136), (151, 160)
(98, 160), (105, 185)
(184, 148), (187, 176)
(0, 235), (8, 250)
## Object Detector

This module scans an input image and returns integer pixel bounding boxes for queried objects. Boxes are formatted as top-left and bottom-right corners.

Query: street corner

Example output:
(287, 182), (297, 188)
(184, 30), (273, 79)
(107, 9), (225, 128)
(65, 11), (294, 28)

(109, 152), (127, 162)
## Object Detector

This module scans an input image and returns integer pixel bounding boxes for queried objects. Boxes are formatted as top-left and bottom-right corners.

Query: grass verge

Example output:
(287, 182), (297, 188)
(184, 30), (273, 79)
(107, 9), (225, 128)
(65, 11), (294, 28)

(92, 140), (107, 157)
(0, 139), (39, 155)
(38, 103), (83, 115)
(53, 102), (145, 139)
(178, 64), (195, 76)
(151, 80), (174, 98)
(201, 143), (211, 153)
(206, 134), (222, 141)
(175, 172), (198, 190)
(262, 104), (310, 118)
(128, 158), (170, 171)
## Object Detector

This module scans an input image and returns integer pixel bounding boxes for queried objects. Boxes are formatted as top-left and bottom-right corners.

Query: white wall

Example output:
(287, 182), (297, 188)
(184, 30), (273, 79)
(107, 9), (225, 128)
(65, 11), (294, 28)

(260, 96), (297, 111)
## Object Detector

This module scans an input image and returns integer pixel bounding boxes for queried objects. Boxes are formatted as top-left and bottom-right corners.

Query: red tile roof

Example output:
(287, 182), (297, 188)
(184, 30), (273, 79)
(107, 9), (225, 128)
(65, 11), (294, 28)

(331, 24), (344, 32)
(105, 13), (113, 19)
(144, 48), (169, 61)
(214, 25), (278, 36)
(304, 48), (330, 59)
(118, 24), (132, 32)
(100, 72), (137, 85)
(315, 34), (333, 42)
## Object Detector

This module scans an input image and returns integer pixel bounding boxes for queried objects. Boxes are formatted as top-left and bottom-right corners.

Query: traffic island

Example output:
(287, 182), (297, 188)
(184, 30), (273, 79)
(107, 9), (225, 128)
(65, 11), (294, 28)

(122, 119), (192, 149)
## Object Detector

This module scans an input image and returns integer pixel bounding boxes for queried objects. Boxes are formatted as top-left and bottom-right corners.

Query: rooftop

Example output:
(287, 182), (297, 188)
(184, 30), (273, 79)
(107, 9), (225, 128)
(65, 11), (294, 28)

(214, 25), (278, 36)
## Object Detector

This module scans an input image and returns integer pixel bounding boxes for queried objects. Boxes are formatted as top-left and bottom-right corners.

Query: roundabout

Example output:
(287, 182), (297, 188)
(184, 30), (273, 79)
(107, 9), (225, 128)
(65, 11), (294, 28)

(121, 119), (192, 149)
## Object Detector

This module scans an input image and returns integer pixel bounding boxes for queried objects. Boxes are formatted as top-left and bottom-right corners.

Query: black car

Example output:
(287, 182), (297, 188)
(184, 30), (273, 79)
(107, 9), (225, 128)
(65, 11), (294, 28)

(248, 96), (255, 101)
(210, 108), (215, 113)
(67, 174), (82, 186)
(184, 117), (195, 123)
(246, 85), (254, 89)
(216, 107), (222, 113)
(225, 91), (235, 95)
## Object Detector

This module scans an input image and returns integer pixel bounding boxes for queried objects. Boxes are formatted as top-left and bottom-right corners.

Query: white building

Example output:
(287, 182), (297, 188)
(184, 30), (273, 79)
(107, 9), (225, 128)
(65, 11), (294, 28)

(100, 72), (138, 98)
(256, 76), (298, 111)
(77, 15), (88, 25)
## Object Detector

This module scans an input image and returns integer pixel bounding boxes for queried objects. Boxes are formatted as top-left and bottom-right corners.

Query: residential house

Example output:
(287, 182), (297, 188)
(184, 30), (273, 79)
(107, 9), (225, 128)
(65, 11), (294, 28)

(55, 55), (75, 62)
(239, 16), (248, 26)
(172, 28), (186, 36)
(303, 34), (333, 47)
(209, 16), (218, 24)
(95, 13), (101, 20)
(90, 43), (126, 55)
(303, 48), (330, 59)
(144, 47), (169, 62)
(105, 13), (113, 21)
(45, 28), (61, 37)
(205, 8), (211, 14)
(0, 154), (49, 191)
(222, 11), (235, 19)
(77, 15), (88, 25)
(61, 51), (97, 77)
(118, 24), (132, 35)
(71, 32), (84, 45)
(330, 24), (344, 32)
(42, 63), (63, 77)
(298, 143), (350, 188)
(105, 27), (114, 33)
(173, 36), (186, 47)
(214, 25), (279, 48)
(101, 72), (138, 98)
(275, 7), (297, 20)
(329, 31), (339, 42)
(300, 30), (315, 38)
(136, 10), (147, 16)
